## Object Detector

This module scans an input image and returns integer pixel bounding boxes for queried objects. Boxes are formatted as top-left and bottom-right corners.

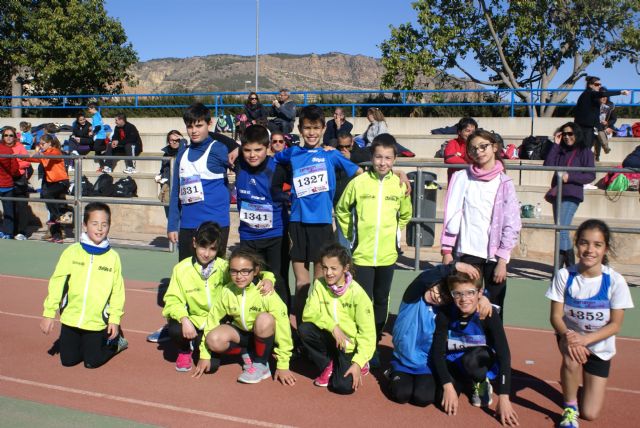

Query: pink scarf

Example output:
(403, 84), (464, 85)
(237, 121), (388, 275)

(328, 272), (353, 297)
(469, 162), (504, 181)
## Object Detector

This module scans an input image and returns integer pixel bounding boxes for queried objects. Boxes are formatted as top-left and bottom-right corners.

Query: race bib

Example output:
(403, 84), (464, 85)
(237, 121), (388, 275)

(240, 202), (273, 229)
(293, 164), (329, 198)
(179, 175), (204, 204)
(447, 332), (487, 352)
(565, 306), (609, 332)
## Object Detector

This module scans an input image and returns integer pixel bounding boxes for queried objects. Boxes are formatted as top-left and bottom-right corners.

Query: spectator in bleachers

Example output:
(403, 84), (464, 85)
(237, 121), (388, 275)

(355, 107), (387, 147)
(444, 117), (478, 183)
(544, 122), (596, 268)
(573, 76), (629, 150)
(87, 102), (112, 173)
(244, 92), (268, 125)
(2, 127), (31, 240)
(19, 122), (34, 150)
(67, 112), (94, 172)
(594, 87), (616, 162)
(268, 89), (297, 134)
(269, 132), (288, 155)
(110, 113), (142, 174)
(156, 130), (184, 218)
(622, 145), (640, 169)
(0, 128), (21, 239)
(323, 108), (353, 147)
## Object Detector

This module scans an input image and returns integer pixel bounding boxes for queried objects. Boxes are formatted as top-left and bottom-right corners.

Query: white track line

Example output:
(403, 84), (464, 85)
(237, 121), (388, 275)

(511, 375), (640, 395)
(0, 274), (158, 294)
(0, 375), (295, 428)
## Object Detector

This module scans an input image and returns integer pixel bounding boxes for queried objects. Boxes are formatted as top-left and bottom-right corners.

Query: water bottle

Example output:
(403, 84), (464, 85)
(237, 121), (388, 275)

(534, 203), (542, 219)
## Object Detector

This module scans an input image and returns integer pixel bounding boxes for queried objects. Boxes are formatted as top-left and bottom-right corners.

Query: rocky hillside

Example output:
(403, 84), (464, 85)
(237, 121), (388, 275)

(125, 52), (385, 94)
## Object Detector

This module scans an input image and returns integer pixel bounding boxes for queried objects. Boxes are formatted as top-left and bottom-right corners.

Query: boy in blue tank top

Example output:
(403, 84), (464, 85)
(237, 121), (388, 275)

(236, 125), (291, 307)
(167, 103), (232, 261)
(273, 105), (362, 325)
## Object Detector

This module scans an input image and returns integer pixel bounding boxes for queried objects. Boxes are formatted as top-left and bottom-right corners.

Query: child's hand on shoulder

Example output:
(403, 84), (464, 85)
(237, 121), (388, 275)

(192, 359), (211, 378)
(274, 369), (297, 386)
(257, 279), (274, 295)
(40, 317), (55, 335)
(344, 362), (362, 391)
(477, 295), (493, 320)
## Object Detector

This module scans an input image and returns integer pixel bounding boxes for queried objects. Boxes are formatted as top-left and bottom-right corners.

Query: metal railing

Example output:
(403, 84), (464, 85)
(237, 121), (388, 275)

(1, 88), (639, 118)
(0, 153), (638, 272)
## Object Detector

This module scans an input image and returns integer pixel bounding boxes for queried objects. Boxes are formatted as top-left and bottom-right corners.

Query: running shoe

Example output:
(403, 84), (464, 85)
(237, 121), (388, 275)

(559, 407), (579, 428)
(471, 377), (493, 407)
(237, 362), (271, 384)
(102, 166), (112, 174)
(14, 234), (27, 241)
(175, 352), (193, 372)
(146, 325), (171, 343)
(124, 167), (137, 174)
(241, 352), (253, 370)
(0, 233), (12, 239)
(314, 360), (334, 387)
(116, 335), (129, 353)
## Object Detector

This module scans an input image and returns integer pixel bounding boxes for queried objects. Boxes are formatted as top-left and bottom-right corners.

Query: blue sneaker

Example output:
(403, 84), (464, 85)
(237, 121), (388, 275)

(0, 233), (13, 239)
(559, 407), (579, 428)
(146, 325), (170, 343)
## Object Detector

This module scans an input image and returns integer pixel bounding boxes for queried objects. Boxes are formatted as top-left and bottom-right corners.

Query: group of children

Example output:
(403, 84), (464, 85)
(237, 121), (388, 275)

(37, 102), (634, 428)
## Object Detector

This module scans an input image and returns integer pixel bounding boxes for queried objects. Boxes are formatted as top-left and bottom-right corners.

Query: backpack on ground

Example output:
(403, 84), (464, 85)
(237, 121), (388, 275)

(113, 176), (138, 198)
(93, 173), (115, 197)
(214, 113), (235, 133)
(602, 165), (640, 191)
(435, 140), (448, 158)
(503, 144), (519, 160)
(632, 122), (640, 138)
(519, 136), (553, 160)
(68, 175), (95, 196)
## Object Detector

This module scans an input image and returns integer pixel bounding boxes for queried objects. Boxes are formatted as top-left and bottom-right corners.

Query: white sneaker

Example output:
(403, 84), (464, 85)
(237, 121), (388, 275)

(102, 166), (112, 174)
(67, 165), (74, 172)
(124, 167), (137, 174)
(14, 234), (27, 241)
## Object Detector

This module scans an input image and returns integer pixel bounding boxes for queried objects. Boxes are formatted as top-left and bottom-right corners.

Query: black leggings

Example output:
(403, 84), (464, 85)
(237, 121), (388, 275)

(389, 371), (437, 407)
(168, 318), (203, 357)
(240, 237), (290, 311)
(452, 346), (495, 384)
(298, 322), (357, 395)
(59, 324), (119, 368)
(354, 264), (395, 340)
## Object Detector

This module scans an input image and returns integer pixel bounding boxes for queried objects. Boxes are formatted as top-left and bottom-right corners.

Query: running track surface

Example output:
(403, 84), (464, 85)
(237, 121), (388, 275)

(2, 275), (639, 427)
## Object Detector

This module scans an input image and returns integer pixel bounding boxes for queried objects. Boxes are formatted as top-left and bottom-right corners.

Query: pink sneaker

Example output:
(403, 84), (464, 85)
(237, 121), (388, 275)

(314, 360), (334, 387)
(361, 362), (370, 377)
(175, 352), (192, 372)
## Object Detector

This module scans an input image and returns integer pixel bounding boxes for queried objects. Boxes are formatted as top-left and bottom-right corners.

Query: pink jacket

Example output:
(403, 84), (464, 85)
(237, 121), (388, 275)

(441, 168), (521, 262)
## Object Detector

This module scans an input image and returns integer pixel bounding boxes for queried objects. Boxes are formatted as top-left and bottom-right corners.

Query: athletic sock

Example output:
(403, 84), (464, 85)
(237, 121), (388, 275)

(224, 342), (243, 355)
(253, 335), (274, 365)
(564, 400), (578, 411)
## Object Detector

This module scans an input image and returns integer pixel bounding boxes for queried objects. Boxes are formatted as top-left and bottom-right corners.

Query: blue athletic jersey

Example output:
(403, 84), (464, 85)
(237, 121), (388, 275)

(236, 156), (286, 241)
(92, 111), (106, 140)
(274, 146), (358, 224)
(391, 298), (437, 375)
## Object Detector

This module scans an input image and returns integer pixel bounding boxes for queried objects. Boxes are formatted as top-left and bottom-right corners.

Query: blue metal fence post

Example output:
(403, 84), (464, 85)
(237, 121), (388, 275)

(510, 90), (515, 117)
(134, 95), (139, 107)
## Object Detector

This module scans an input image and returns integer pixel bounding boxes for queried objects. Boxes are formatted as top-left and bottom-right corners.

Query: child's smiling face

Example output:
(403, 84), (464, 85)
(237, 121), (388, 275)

(84, 210), (110, 245)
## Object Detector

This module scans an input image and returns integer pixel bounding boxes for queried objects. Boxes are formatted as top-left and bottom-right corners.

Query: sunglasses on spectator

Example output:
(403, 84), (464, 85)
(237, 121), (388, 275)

(562, 131), (575, 137)
(169, 138), (181, 143)
(3, 134), (16, 138)
(249, 97), (258, 100)
(593, 82), (602, 87)
(337, 144), (352, 149)
(271, 139), (285, 143)
(468, 142), (492, 155)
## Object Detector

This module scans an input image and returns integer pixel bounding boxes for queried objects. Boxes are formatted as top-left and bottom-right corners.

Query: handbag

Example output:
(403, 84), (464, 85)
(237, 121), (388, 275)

(13, 174), (29, 193)
(605, 174), (629, 202)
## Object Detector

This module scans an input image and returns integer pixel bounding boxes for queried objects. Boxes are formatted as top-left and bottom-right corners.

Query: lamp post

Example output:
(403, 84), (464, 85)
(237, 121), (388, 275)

(255, 0), (259, 92)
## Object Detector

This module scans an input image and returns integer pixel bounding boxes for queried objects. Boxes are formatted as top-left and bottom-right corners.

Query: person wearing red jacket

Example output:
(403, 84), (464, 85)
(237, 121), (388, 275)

(2, 128), (32, 239)
(0, 128), (21, 239)
(444, 117), (477, 183)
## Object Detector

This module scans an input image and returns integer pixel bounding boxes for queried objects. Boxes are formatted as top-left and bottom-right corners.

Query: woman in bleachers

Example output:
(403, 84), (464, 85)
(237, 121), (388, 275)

(544, 122), (596, 268)
(243, 92), (267, 125)
(355, 108), (388, 147)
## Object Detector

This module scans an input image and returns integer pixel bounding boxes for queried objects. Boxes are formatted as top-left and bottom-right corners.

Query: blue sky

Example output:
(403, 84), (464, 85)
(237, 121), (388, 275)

(104, 0), (638, 95)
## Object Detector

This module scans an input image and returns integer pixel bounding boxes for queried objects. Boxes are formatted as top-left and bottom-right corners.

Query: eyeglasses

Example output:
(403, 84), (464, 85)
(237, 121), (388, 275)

(249, 97), (258, 100)
(337, 144), (352, 150)
(451, 289), (479, 299)
(593, 82), (602, 87)
(229, 268), (254, 277)
(169, 138), (181, 143)
(562, 131), (575, 137)
(271, 139), (285, 144)
(3, 134), (16, 138)
(468, 143), (492, 155)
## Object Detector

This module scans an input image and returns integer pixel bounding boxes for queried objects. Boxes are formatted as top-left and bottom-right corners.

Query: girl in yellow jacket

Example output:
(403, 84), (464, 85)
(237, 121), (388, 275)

(162, 222), (274, 373)
(299, 243), (376, 394)
(39, 202), (127, 368)
(336, 134), (412, 366)
(195, 247), (294, 385)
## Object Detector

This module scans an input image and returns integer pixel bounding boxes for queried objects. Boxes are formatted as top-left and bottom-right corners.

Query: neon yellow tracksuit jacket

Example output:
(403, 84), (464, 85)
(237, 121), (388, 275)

(42, 243), (125, 331)
(199, 281), (293, 369)
(336, 170), (412, 266)
(302, 278), (375, 369)
(163, 257), (276, 332)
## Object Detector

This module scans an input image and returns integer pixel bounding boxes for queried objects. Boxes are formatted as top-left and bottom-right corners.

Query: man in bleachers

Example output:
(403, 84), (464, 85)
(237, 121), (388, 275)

(323, 107), (353, 147)
(110, 113), (142, 174)
(268, 88), (297, 134)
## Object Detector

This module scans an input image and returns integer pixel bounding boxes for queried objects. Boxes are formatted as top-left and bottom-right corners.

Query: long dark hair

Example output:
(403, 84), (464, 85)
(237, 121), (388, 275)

(245, 92), (262, 108)
(574, 219), (614, 265)
(556, 122), (586, 150)
(466, 129), (505, 168)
